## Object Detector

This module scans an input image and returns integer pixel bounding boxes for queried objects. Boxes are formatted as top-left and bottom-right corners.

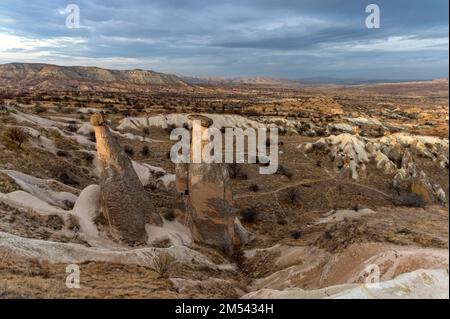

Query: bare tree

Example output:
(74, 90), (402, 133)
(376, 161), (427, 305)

(5, 127), (28, 148)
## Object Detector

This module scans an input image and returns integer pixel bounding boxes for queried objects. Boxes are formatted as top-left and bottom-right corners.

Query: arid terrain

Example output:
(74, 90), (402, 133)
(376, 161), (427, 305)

(0, 63), (448, 299)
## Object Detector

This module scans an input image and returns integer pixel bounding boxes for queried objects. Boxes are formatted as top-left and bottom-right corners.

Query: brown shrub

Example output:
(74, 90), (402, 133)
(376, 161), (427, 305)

(5, 127), (28, 148)
(151, 253), (175, 278)
(285, 187), (301, 205)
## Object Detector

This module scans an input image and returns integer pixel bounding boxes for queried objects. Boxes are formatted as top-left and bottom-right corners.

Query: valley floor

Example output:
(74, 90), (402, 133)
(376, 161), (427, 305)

(0, 87), (448, 299)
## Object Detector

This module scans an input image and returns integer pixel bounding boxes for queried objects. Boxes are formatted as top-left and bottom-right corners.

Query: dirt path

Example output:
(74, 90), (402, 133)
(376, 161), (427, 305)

(235, 178), (334, 199)
(235, 178), (393, 200)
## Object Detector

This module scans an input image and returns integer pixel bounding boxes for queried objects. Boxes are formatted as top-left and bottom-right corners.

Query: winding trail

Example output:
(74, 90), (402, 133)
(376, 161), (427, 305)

(235, 177), (393, 200)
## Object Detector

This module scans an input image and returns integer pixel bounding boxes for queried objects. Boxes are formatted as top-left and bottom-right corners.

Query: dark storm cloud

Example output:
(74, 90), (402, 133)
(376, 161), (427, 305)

(0, 0), (448, 79)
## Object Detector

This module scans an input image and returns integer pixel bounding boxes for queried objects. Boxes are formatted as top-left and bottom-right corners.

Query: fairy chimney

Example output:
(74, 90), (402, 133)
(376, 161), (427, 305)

(90, 113), (162, 244)
(175, 115), (244, 254)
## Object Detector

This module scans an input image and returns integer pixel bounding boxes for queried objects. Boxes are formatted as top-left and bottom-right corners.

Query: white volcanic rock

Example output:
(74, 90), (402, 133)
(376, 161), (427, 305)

(242, 269), (449, 299)
(245, 243), (448, 293)
(327, 123), (354, 133)
(374, 151), (397, 174)
(72, 184), (101, 238)
(117, 113), (265, 131)
(77, 122), (94, 135)
(317, 208), (376, 224)
(0, 231), (222, 270)
(0, 170), (78, 209)
(10, 110), (95, 148)
(145, 220), (192, 247)
(300, 132), (447, 203)
(0, 191), (69, 217)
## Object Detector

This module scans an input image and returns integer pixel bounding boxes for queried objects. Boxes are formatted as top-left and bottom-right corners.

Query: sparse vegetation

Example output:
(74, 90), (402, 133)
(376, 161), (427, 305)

(141, 145), (150, 156)
(124, 145), (135, 157)
(5, 127), (28, 148)
(151, 252), (175, 278)
(240, 207), (259, 223)
(290, 230), (302, 239)
(228, 163), (248, 180)
(285, 187), (301, 205)
(0, 63), (448, 299)
(163, 209), (176, 221)
(277, 165), (293, 180)
(56, 150), (69, 157)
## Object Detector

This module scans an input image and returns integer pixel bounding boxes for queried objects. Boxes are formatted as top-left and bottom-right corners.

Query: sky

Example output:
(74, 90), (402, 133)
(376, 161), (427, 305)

(0, 0), (448, 80)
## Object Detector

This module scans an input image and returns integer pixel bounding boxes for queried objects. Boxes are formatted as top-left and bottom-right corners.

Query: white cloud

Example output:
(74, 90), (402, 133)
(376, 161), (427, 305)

(330, 35), (449, 52)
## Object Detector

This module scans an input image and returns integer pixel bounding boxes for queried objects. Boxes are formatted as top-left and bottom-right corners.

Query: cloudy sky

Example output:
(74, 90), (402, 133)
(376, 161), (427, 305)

(0, 0), (448, 80)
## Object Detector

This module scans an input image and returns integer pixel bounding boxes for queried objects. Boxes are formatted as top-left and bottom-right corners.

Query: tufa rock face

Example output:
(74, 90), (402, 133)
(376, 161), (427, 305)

(190, 163), (236, 253)
(175, 115), (248, 255)
(91, 113), (161, 244)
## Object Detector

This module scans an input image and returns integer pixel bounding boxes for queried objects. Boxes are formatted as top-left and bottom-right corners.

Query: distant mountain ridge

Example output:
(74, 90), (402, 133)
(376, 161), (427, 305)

(184, 75), (449, 86)
(183, 76), (300, 86)
(0, 63), (188, 91)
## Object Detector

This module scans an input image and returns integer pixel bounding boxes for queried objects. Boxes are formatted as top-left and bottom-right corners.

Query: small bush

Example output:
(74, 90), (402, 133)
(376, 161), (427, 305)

(58, 172), (78, 186)
(151, 252), (175, 278)
(141, 145), (150, 156)
(82, 152), (94, 162)
(34, 106), (47, 114)
(324, 230), (333, 240)
(5, 127), (28, 148)
(249, 183), (259, 192)
(277, 165), (293, 180)
(49, 129), (61, 138)
(56, 150), (69, 157)
(230, 245), (246, 265)
(285, 187), (301, 205)
(163, 209), (176, 221)
(67, 215), (80, 231)
(240, 207), (259, 223)
(66, 124), (78, 132)
(290, 230), (302, 239)
(124, 145), (135, 157)
(228, 163), (248, 180)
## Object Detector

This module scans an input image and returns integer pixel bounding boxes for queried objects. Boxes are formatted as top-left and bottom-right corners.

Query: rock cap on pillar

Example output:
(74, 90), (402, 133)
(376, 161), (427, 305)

(188, 114), (214, 128)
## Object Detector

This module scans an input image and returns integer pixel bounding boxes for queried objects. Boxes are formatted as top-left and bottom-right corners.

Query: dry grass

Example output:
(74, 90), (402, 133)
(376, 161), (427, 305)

(151, 253), (175, 278)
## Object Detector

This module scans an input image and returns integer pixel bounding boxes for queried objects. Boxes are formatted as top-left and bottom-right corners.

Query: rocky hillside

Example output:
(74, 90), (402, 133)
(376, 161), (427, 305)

(0, 63), (188, 91)
(184, 76), (300, 86)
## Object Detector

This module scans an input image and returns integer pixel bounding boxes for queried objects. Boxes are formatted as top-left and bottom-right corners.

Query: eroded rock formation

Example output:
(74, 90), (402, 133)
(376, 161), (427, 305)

(301, 132), (448, 205)
(175, 115), (247, 254)
(91, 113), (161, 244)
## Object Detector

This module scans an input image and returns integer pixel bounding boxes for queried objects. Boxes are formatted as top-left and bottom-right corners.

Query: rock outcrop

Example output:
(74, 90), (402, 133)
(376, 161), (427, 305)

(91, 113), (161, 244)
(175, 115), (247, 254)
(301, 132), (448, 205)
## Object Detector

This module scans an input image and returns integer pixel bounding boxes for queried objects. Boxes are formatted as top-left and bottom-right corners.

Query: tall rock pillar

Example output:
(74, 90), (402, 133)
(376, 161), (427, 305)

(175, 115), (238, 254)
(91, 113), (162, 244)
